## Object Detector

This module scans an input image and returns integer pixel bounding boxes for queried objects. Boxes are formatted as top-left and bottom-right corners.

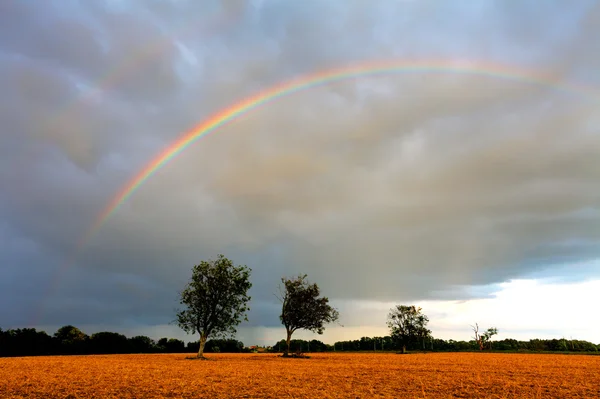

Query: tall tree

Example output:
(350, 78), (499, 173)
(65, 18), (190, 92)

(176, 255), (252, 359)
(278, 274), (339, 357)
(387, 305), (431, 354)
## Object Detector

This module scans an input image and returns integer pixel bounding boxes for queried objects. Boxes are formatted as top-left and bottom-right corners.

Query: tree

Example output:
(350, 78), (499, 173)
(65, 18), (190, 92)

(90, 332), (129, 354)
(128, 335), (156, 353)
(54, 325), (88, 354)
(278, 274), (339, 357)
(167, 338), (186, 352)
(482, 327), (498, 350)
(176, 254), (252, 359)
(471, 324), (498, 350)
(204, 338), (244, 353)
(387, 305), (431, 354)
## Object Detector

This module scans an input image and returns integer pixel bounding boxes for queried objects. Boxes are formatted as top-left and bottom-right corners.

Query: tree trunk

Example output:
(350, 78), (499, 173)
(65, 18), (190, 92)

(284, 329), (292, 357)
(402, 344), (406, 354)
(197, 332), (207, 358)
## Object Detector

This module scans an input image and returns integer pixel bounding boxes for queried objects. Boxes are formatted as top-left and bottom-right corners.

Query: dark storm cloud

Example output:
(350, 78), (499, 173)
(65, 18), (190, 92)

(1, 0), (598, 336)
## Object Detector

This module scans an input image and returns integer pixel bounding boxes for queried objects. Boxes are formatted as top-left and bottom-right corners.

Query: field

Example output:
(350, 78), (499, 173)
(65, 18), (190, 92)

(1, 352), (599, 398)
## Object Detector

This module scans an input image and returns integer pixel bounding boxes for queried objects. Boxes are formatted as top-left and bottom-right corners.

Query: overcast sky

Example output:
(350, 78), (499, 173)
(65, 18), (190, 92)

(1, 0), (599, 345)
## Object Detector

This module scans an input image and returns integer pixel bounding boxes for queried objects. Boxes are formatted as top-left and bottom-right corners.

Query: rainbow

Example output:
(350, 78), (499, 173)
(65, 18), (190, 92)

(97, 60), (595, 226)
(34, 58), (598, 325)
(95, 59), (595, 230)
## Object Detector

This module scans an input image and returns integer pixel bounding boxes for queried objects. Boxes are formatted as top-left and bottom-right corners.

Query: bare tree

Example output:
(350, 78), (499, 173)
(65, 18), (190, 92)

(471, 323), (498, 351)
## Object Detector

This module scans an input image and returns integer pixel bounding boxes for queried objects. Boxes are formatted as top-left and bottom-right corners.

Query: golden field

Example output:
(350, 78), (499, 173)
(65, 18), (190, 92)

(1, 352), (599, 398)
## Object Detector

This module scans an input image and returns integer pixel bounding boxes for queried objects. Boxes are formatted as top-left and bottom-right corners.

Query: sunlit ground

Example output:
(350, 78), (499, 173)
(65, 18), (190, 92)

(1, 352), (599, 398)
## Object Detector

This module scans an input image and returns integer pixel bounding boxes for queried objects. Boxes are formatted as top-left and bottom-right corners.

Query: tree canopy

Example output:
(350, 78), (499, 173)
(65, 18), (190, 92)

(278, 274), (339, 357)
(53, 325), (88, 354)
(176, 254), (252, 358)
(387, 305), (431, 353)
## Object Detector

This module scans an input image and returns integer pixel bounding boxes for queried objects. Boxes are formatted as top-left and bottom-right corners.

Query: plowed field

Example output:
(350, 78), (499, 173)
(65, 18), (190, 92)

(1, 352), (599, 398)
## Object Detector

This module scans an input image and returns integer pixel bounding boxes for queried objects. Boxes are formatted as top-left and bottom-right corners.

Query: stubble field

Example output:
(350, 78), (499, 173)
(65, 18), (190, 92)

(1, 352), (599, 398)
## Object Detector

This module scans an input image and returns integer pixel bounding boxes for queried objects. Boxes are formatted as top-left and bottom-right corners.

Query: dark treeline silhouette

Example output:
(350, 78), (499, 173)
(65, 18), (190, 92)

(269, 336), (599, 353)
(271, 339), (330, 353)
(325, 336), (599, 353)
(2, 325), (598, 357)
(0, 326), (246, 357)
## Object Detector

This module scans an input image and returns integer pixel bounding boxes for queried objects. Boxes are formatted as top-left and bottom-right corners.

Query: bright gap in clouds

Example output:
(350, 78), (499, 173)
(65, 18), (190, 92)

(320, 276), (600, 344)
(419, 276), (600, 342)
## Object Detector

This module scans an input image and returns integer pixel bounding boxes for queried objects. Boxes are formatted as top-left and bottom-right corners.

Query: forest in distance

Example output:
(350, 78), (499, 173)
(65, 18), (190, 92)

(1, 325), (598, 358)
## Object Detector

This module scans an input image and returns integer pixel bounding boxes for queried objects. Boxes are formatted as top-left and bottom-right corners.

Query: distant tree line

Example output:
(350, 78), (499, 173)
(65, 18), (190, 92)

(0, 325), (246, 357)
(268, 336), (599, 354)
(322, 337), (599, 353)
(2, 324), (597, 358)
(271, 339), (330, 353)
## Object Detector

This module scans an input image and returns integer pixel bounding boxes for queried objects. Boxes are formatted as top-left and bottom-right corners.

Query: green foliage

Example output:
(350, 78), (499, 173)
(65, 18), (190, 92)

(387, 305), (431, 353)
(560, 338), (569, 351)
(175, 255), (251, 357)
(482, 327), (498, 349)
(176, 255), (252, 339)
(279, 274), (339, 335)
(53, 325), (89, 354)
(278, 274), (339, 355)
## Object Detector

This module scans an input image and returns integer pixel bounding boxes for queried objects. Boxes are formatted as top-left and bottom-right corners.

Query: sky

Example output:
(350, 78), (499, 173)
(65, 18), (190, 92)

(1, 0), (599, 346)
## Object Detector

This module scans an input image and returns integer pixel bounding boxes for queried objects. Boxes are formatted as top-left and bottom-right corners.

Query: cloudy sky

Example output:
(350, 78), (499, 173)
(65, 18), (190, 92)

(2, 0), (599, 346)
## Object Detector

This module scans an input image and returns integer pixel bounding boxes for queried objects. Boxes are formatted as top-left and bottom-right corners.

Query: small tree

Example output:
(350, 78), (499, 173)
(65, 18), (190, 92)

(278, 274), (339, 357)
(482, 327), (498, 350)
(471, 323), (498, 350)
(387, 305), (430, 354)
(176, 255), (252, 359)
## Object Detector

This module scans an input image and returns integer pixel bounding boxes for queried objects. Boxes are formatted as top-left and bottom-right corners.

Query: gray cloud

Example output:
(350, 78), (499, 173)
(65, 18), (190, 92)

(1, 0), (599, 336)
